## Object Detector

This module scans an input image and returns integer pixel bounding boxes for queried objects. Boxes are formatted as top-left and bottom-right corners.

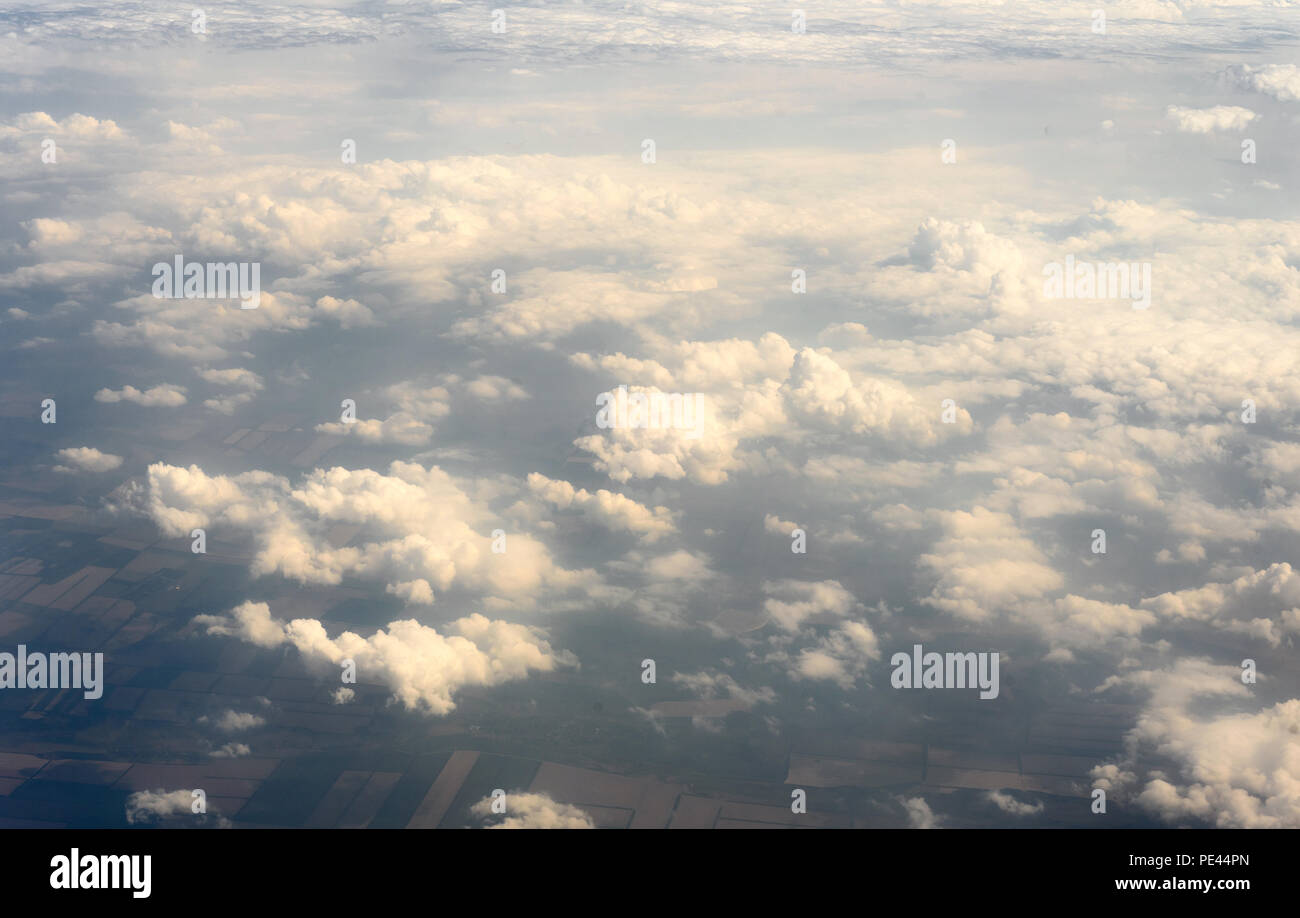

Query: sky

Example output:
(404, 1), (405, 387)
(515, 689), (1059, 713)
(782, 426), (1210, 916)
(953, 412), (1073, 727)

(2, 0), (1299, 829)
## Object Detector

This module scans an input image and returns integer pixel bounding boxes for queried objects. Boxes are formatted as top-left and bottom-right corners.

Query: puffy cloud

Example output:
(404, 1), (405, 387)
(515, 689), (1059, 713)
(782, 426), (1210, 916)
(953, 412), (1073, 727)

(315, 382), (451, 445)
(112, 461), (594, 606)
(987, 790), (1044, 817)
(460, 375), (529, 402)
(527, 473), (676, 542)
(91, 287), (372, 362)
(789, 621), (882, 688)
(755, 584), (883, 689)
(386, 579), (435, 605)
(1140, 564), (1300, 646)
(901, 796), (942, 829)
(782, 347), (970, 444)
(315, 414), (435, 446)
(599, 547), (720, 626)
(762, 579), (860, 632)
(125, 789), (202, 825)
(193, 601), (575, 716)
(907, 217), (1024, 276)
(643, 549), (713, 583)
(209, 743), (250, 759)
(1256, 441), (1300, 489)
(574, 386), (737, 485)
(1096, 659), (1300, 828)
(1042, 595), (1156, 650)
(1224, 63), (1300, 102)
(94, 384), (187, 407)
(204, 392), (257, 414)
(199, 710), (266, 732)
(572, 334), (969, 485)
(196, 367), (263, 391)
(164, 120), (225, 155)
(671, 670), (775, 707)
(471, 792), (594, 829)
(763, 514), (802, 536)
(0, 111), (123, 142)
(9, 0), (1300, 832)
(878, 217), (1033, 317)
(313, 295), (376, 329)
(54, 446), (123, 473)
(1165, 105), (1257, 134)
(918, 508), (1064, 623)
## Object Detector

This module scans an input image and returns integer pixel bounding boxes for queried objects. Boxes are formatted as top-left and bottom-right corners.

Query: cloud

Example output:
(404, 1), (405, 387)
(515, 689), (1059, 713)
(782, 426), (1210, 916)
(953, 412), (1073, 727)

(643, 549), (713, 583)
(111, 461), (595, 607)
(572, 330), (975, 486)
(54, 446), (122, 473)
(762, 579), (860, 632)
(314, 414), (435, 445)
(315, 382), (451, 445)
(0, 110), (123, 141)
(789, 621), (882, 688)
(763, 514), (802, 535)
(901, 796), (942, 829)
(574, 387), (735, 485)
(1165, 105), (1257, 133)
(1095, 659), (1300, 828)
(386, 579), (435, 605)
(987, 790), (1044, 816)
(313, 295), (376, 329)
(1224, 63), (1300, 102)
(8, 0), (1300, 832)
(199, 710), (266, 732)
(94, 384), (187, 407)
(471, 791), (594, 829)
(527, 473), (676, 542)
(918, 508), (1064, 623)
(125, 789), (201, 825)
(196, 367), (263, 391)
(1140, 563), (1300, 646)
(203, 392), (257, 414)
(209, 743), (250, 759)
(165, 120), (226, 154)
(671, 670), (775, 707)
(192, 601), (576, 716)
(1042, 595), (1156, 651)
(783, 346), (972, 444)
(459, 375), (529, 402)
